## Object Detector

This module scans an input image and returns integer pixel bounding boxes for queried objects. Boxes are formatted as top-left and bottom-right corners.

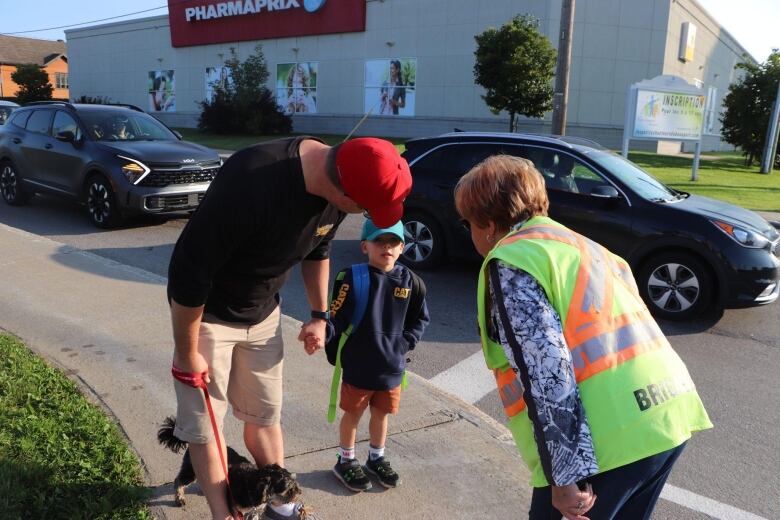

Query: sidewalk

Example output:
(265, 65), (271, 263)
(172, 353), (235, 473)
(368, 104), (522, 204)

(0, 223), (531, 519)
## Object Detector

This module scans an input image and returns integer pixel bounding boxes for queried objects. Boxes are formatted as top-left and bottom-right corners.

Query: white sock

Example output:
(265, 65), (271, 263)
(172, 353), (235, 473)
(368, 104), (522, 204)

(269, 502), (297, 515)
(339, 446), (355, 460)
(369, 445), (385, 460)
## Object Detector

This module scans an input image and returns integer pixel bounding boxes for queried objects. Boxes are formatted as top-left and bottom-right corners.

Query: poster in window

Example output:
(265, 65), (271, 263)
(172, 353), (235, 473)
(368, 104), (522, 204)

(364, 58), (416, 116)
(276, 62), (318, 114)
(148, 70), (176, 112)
(205, 66), (233, 103)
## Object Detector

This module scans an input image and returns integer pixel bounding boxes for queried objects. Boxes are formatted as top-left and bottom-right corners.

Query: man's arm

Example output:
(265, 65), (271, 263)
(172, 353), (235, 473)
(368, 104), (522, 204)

(298, 258), (330, 354)
(170, 299), (209, 381)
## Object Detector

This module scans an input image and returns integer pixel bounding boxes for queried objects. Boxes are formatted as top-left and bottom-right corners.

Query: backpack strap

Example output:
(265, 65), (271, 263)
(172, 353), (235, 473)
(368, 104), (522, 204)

(400, 269), (426, 390)
(327, 263), (370, 423)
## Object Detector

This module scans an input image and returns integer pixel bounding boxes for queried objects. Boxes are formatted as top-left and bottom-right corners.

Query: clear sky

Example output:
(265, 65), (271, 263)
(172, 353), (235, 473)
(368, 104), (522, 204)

(0, 0), (777, 62)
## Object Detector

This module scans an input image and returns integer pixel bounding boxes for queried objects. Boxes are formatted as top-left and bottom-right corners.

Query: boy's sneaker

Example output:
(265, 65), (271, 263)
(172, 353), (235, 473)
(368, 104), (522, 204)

(333, 457), (372, 492)
(263, 502), (322, 520)
(364, 456), (400, 488)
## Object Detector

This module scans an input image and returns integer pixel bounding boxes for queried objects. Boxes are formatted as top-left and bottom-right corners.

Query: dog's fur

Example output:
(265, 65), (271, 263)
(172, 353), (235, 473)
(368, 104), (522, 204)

(157, 416), (300, 514)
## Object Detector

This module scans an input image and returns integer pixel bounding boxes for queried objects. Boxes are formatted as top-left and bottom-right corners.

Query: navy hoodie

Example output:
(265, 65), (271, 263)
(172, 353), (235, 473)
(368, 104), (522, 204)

(325, 263), (429, 390)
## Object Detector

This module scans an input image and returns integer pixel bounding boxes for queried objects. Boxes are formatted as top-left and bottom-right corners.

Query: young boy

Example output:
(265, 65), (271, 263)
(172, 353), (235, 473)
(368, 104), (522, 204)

(325, 218), (429, 492)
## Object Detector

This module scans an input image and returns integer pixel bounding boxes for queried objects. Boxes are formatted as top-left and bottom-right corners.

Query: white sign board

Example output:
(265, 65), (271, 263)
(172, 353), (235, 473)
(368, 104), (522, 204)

(633, 90), (705, 141)
(622, 75), (707, 180)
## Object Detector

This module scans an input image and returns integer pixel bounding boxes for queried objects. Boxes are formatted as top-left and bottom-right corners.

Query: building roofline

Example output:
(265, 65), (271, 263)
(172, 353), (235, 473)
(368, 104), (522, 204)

(65, 13), (169, 36)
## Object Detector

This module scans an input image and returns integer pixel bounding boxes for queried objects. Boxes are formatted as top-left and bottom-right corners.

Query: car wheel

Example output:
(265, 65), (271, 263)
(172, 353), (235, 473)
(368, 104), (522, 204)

(85, 175), (123, 228)
(0, 160), (31, 206)
(401, 211), (445, 269)
(637, 251), (713, 321)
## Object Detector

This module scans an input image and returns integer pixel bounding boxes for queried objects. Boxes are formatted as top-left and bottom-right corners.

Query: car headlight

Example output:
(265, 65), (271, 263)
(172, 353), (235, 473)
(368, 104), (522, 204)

(117, 155), (150, 185)
(711, 220), (771, 249)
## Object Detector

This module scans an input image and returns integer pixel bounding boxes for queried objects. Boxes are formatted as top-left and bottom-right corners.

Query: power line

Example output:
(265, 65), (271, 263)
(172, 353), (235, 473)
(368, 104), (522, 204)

(0, 5), (170, 36)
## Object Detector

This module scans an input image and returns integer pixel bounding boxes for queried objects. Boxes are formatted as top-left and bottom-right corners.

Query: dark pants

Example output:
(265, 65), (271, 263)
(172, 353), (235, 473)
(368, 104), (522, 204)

(529, 442), (687, 520)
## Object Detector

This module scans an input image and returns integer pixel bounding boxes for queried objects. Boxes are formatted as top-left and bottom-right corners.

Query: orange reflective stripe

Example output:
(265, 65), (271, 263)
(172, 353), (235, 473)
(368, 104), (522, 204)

(495, 366), (526, 417)
(499, 223), (661, 384)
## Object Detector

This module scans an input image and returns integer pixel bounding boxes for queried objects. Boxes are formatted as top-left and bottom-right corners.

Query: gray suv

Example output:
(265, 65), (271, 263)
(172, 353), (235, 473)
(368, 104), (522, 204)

(0, 101), (221, 227)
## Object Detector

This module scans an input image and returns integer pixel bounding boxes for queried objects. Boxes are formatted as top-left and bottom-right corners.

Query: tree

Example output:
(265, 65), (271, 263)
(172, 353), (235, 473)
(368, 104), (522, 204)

(720, 50), (780, 167)
(198, 44), (291, 134)
(11, 64), (53, 104)
(474, 15), (557, 132)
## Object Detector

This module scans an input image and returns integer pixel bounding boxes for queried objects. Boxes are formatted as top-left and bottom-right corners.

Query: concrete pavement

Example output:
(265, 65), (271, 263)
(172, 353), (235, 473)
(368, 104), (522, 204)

(0, 222), (532, 519)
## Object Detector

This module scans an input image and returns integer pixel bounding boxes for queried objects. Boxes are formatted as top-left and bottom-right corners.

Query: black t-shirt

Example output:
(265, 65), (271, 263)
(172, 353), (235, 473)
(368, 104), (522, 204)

(167, 136), (346, 324)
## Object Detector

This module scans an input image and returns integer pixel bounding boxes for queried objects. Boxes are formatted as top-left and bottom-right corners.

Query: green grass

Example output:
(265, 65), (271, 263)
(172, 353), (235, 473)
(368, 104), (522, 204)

(0, 333), (150, 519)
(627, 151), (780, 212)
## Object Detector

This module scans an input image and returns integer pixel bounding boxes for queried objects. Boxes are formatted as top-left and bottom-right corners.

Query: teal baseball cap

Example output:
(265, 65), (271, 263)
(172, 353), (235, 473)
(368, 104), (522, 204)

(361, 218), (405, 242)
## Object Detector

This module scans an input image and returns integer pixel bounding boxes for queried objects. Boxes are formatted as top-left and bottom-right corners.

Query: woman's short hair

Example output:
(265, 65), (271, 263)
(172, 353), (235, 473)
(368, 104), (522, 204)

(454, 154), (548, 230)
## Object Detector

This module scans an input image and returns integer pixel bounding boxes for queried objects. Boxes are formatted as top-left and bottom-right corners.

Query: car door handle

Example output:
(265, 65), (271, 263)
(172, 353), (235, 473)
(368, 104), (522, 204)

(44, 143), (53, 149)
(12, 138), (21, 144)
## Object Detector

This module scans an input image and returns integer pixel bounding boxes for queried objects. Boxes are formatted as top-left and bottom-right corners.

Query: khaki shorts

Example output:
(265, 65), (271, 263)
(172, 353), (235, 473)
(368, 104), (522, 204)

(173, 306), (284, 444)
(339, 382), (401, 415)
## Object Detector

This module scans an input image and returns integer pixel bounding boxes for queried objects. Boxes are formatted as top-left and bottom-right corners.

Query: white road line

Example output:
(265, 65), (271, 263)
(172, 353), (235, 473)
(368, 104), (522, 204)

(429, 349), (496, 404)
(430, 354), (768, 520)
(661, 484), (768, 520)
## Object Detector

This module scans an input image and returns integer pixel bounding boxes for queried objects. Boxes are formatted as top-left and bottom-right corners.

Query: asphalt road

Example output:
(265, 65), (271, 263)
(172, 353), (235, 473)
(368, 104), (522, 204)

(1, 196), (778, 519)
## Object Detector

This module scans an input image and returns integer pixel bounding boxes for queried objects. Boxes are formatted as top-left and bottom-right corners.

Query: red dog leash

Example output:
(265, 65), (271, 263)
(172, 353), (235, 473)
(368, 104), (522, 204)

(172, 365), (244, 520)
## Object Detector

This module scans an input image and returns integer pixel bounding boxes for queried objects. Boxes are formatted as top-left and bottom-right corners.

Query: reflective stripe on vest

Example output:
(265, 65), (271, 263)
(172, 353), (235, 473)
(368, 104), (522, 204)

(494, 224), (666, 417)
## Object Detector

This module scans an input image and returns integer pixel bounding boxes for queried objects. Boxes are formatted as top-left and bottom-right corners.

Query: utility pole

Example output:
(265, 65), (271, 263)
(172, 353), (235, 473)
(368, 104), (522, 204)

(760, 78), (780, 174)
(552, 0), (575, 136)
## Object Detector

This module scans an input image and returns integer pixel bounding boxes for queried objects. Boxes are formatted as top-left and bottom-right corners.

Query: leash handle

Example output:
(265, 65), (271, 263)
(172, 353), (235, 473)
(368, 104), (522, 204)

(171, 365), (243, 520)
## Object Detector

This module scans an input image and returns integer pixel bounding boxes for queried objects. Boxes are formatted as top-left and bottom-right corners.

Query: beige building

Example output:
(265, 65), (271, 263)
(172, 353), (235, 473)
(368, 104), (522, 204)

(66, 0), (753, 151)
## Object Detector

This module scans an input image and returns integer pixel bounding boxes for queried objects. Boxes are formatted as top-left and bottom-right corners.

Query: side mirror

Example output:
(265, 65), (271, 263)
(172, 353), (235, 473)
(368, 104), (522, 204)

(173, 130), (183, 140)
(55, 130), (76, 142)
(590, 185), (620, 199)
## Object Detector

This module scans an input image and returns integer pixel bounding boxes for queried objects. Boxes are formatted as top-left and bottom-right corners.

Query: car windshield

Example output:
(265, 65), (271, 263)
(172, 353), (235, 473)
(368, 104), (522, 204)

(78, 110), (177, 142)
(587, 150), (682, 202)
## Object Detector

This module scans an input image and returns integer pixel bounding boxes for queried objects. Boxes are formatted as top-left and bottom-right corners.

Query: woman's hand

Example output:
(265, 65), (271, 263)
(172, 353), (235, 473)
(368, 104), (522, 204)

(552, 482), (596, 519)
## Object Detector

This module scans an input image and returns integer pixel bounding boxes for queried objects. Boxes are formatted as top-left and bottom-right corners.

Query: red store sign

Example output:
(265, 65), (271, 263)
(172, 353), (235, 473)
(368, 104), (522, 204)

(168, 0), (366, 48)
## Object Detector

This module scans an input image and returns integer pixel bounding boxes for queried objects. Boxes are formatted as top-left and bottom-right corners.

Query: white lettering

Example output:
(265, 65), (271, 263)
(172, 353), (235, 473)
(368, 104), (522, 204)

(226, 0), (243, 15)
(184, 0), (304, 22)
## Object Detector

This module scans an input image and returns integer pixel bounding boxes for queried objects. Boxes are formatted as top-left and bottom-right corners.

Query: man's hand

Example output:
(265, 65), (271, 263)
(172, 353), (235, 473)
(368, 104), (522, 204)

(552, 482), (596, 520)
(172, 351), (210, 385)
(298, 319), (326, 355)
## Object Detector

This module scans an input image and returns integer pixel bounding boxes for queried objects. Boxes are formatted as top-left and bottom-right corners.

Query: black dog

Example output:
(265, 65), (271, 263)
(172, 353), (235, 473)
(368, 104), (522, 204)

(157, 416), (300, 515)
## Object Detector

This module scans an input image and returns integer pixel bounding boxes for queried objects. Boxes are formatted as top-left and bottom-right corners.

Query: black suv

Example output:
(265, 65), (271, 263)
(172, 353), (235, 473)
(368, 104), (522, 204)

(0, 102), (221, 227)
(401, 132), (780, 320)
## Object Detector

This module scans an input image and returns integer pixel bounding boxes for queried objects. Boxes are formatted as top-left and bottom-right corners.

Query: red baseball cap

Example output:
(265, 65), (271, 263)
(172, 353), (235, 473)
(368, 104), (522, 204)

(336, 138), (412, 228)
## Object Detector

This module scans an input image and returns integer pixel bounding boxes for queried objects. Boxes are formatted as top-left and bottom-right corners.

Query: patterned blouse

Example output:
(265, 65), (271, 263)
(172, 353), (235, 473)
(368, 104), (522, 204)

(487, 259), (599, 486)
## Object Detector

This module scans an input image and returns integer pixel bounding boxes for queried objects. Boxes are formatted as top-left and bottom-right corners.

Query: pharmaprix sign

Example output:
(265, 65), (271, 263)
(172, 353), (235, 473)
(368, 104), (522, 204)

(168, 0), (364, 47)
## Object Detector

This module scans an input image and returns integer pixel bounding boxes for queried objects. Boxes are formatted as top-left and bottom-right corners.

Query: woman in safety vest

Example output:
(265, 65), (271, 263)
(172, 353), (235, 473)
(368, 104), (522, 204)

(454, 155), (712, 520)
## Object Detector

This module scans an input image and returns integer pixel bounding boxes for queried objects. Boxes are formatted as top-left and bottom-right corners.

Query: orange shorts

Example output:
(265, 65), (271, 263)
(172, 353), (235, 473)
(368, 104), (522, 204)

(339, 382), (401, 415)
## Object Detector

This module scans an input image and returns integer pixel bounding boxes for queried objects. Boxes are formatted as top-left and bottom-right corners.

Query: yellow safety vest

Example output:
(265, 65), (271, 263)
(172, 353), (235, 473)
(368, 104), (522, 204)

(477, 216), (712, 487)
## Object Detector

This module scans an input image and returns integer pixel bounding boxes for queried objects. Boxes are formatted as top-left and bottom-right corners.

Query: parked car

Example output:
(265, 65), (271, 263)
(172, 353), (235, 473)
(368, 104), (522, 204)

(0, 100), (20, 125)
(401, 132), (780, 320)
(0, 101), (221, 227)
